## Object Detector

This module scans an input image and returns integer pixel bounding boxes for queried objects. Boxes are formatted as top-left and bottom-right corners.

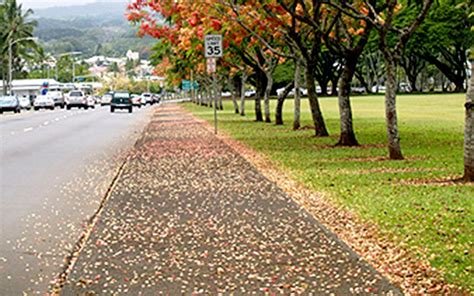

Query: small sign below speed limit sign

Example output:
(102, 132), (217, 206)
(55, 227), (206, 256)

(205, 35), (223, 58)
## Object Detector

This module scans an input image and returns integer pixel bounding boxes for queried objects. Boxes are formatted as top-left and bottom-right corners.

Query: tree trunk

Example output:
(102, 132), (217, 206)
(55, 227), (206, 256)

(331, 79), (338, 96)
(231, 90), (239, 113)
(240, 72), (247, 116)
(207, 87), (212, 108)
(294, 59), (301, 130)
(319, 78), (328, 97)
(336, 58), (359, 146)
(384, 56), (404, 160)
(407, 72), (418, 93)
(217, 84), (223, 110)
(304, 60), (329, 137)
(275, 82), (292, 125)
(264, 71), (272, 123)
(230, 78), (239, 114)
(255, 70), (265, 122)
(464, 62), (474, 181)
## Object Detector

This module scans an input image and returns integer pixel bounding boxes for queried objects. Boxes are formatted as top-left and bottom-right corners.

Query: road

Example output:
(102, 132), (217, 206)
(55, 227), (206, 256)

(0, 105), (155, 294)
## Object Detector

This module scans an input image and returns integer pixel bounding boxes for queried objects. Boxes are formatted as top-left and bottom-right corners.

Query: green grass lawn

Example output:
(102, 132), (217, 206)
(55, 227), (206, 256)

(184, 93), (473, 290)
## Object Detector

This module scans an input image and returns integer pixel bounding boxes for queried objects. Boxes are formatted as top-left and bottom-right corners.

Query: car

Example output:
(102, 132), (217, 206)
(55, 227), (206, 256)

(86, 96), (96, 109)
(48, 91), (66, 108)
(101, 93), (113, 106)
(66, 90), (88, 110)
(141, 93), (153, 105)
(33, 95), (55, 111)
(371, 85), (386, 93)
(351, 87), (367, 94)
(140, 95), (147, 106)
(131, 94), (142, 108)
(0, 95), (21, 114)
(221, 91), (231, 97)
(399, 83), (412, 93)
(111, 91), (133, 113)
(91, 95), (101, 104)
(19, 96), (31, 110)
(287, 88), (308, 96)
(244, 89), (256, 97)
(152, 93), (161, 104)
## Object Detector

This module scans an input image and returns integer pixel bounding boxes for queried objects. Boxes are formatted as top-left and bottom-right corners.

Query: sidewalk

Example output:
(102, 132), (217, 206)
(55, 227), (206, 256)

(61, 104), (400, 294)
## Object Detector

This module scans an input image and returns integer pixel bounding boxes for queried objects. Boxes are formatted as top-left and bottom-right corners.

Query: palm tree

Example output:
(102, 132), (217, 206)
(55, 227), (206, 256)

(1, 0), (38, 94)
(1, 3), (8, 94)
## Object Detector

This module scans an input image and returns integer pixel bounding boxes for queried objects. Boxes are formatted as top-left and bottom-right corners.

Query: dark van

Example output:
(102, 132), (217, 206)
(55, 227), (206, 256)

(111, 91), (133, 113)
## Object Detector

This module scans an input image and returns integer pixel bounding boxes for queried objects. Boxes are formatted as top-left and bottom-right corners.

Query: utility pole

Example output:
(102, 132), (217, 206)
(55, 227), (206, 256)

(8, 37), (37, 95)
(8, 39), (12, 95)
(191, 70), (195, 103)
(213, 72), (218, 134)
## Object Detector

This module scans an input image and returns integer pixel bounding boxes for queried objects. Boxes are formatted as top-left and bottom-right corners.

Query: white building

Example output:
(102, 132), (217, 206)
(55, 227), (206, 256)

(126, 50), (139, 61)
(1, 79), (63, 98)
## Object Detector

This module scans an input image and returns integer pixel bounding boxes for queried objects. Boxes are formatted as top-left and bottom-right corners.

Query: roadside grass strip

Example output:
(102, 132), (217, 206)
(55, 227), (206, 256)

(184, 93), (473, 291)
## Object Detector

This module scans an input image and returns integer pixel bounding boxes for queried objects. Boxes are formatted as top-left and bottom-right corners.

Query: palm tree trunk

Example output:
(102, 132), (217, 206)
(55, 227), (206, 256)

(384, 55), (404, 160)
(464, 62), (474, 181)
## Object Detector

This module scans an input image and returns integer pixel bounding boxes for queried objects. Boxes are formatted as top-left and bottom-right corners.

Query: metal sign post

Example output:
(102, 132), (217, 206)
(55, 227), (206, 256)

(205, 35), (222, 135)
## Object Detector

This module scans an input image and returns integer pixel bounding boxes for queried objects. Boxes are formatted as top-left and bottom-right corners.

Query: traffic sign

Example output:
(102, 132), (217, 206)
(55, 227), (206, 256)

(182, 80), (199, 91)
(206, 58), (216, 74)
(205, 35), (223, 58)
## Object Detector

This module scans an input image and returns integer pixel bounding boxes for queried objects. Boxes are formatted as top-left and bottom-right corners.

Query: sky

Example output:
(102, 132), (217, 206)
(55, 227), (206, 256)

(18, 0), (126, 9)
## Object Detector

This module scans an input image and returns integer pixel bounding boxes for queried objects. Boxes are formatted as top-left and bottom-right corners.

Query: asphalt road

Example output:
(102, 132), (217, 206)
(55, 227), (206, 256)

(0, 104), (155, 294)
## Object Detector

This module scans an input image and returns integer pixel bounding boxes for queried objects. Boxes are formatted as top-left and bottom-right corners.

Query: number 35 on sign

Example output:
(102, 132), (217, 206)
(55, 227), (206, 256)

(205, 35), (223, 58)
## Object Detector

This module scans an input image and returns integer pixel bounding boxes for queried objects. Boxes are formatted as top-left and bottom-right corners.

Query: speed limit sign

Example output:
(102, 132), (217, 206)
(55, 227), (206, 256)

(205, 35), (223, 58)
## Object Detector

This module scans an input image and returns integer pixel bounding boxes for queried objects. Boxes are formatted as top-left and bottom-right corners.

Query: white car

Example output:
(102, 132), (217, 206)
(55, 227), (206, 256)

(244, 89), (256, 97)
(101, 93), (113, 106)
(141, 93), (153, 105)
(34, 95), (55, 110)
(19, 96), (31, 110)
(221, 91), (231, 97)
(48, 91), (66, 108)
(66, 91), (88, 109)
(371, 85), (386, 93)
(86, 96), (96, 109)
(288, 88), (308, 96)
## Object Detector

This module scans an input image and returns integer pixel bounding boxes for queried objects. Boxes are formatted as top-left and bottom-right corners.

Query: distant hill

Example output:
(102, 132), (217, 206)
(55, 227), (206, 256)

(32, 1), (156, 59)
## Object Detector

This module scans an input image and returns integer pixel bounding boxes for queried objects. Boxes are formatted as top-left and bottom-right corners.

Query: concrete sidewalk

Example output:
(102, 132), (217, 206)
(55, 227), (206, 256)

(61, 104), (400, 295)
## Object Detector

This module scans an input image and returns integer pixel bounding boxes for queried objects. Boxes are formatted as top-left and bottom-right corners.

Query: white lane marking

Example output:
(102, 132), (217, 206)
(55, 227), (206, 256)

(43, 121), (49, 125)
(23, 127), (33, 132)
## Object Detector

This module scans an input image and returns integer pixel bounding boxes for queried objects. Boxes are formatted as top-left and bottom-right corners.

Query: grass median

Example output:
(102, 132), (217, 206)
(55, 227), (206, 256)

(184, 93), (472, 290)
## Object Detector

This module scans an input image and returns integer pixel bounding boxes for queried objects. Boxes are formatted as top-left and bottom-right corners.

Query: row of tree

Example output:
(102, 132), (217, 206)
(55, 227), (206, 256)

(127, 0), (473, 181)
(127, 0), (473, 180)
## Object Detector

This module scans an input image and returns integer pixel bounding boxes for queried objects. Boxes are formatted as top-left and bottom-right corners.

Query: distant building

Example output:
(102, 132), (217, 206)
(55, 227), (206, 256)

(1, 79), (63, 98)
(126, 50), (139, 61)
